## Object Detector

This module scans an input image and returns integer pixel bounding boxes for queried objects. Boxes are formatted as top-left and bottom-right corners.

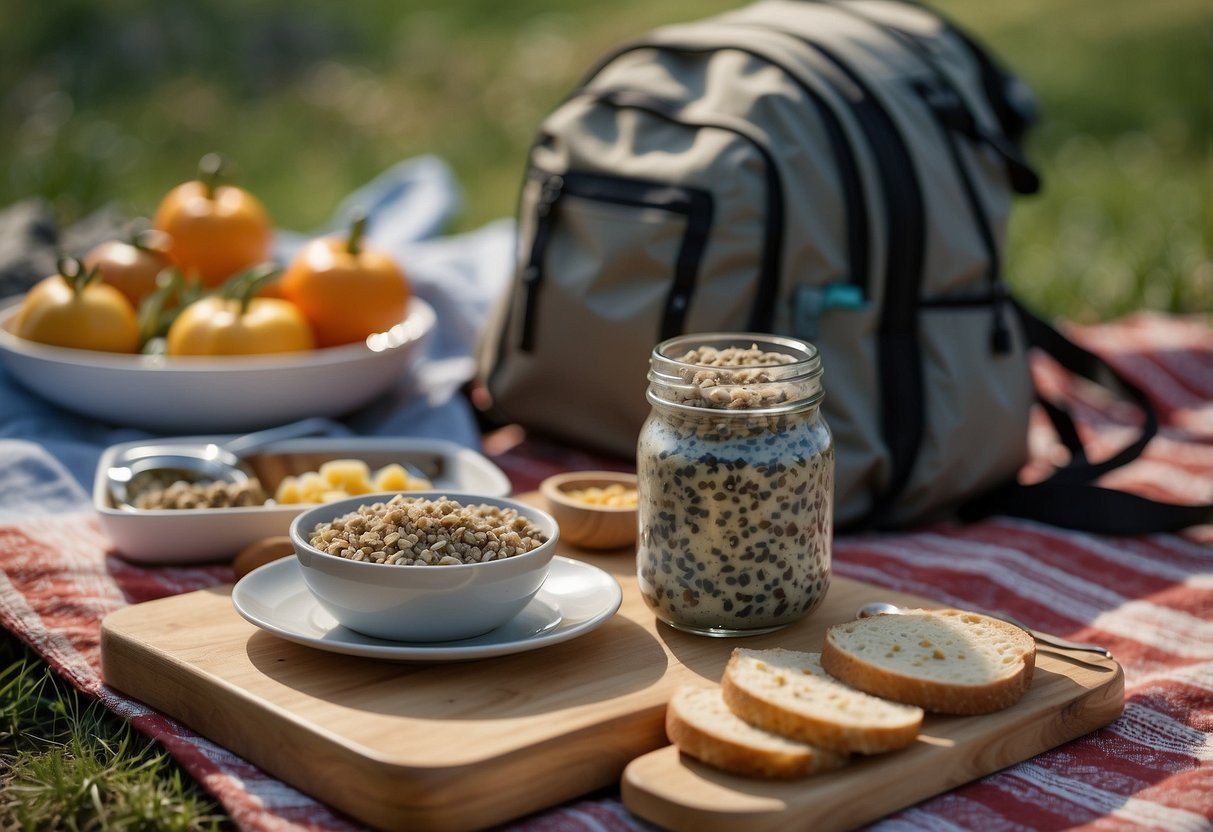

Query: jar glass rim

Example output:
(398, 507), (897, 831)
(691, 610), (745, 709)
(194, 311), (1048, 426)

(647, 332), (824, 413)
(652, 332), (821, 373)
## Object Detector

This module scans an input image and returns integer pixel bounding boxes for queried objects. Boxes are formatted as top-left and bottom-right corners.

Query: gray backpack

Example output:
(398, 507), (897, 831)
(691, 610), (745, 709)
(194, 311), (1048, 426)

(480, 0), (1210, 533)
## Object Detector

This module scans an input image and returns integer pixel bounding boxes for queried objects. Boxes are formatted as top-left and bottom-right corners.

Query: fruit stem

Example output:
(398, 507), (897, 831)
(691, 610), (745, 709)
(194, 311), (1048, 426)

(227, 263), (280, 315)
(125, 218), (170, 253)
(346, 211), (369, 256)
(57, 254), (99, 295)
(125, 217), (150, 242)
(138, 269), (184, 347)
(198, 153), (225, 199)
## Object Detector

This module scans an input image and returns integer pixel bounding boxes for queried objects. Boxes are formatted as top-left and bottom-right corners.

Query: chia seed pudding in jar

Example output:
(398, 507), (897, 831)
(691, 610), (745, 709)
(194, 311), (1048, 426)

(636, 333), (833, 637)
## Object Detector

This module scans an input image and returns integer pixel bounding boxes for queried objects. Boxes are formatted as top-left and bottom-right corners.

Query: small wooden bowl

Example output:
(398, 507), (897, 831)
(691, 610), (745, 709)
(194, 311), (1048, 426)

(539, 471), (639, 551)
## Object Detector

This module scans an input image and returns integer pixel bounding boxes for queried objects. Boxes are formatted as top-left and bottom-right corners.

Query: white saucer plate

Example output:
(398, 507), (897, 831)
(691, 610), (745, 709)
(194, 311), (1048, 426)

(232, 555), (623, 662)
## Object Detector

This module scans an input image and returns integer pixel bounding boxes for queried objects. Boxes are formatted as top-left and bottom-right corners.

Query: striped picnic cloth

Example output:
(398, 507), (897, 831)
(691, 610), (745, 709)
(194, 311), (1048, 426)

(0, 310), (1210, 831)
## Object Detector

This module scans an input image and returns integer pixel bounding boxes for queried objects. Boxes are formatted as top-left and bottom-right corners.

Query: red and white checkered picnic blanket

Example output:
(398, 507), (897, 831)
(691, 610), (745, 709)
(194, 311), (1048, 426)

(1, 311), (1210, 831)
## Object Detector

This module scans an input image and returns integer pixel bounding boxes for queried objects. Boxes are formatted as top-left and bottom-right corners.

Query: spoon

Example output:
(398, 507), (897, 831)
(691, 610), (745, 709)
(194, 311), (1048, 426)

(107, 416), (351, 509)
(857, 601), (1113, 658)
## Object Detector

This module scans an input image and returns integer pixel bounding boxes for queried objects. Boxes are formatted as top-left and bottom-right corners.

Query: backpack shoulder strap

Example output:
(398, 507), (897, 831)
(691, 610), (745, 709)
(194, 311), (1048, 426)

(960, 300), (1213, 533)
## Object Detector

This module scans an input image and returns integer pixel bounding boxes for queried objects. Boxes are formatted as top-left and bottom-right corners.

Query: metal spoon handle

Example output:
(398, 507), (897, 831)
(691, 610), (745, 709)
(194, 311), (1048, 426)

(982, 610), (1112, 658)
(222, 417), (351, 457)
(1019, 630), (1112, 658)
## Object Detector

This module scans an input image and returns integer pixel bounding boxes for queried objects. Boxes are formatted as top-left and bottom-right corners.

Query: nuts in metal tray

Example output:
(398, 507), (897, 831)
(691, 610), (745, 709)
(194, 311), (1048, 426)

(133, 477), (268, 509)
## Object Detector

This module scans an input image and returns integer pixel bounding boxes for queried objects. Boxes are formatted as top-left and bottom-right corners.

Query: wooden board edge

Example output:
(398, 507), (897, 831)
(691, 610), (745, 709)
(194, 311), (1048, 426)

(620, 659), (1124, 832)
(99, 613), (668, 831)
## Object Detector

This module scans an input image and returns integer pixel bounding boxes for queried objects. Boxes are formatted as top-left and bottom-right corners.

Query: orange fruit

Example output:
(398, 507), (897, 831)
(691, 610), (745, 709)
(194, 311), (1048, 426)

(82, 226), (174, 307)
(15, 257), (140, 353)
(279, 212), (410, 348)
(153, 153), (273, 287)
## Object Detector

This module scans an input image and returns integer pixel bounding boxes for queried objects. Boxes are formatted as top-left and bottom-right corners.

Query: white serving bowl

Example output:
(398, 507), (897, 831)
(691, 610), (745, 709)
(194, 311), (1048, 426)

(94, 436), (512, 564)
(289, 491), (559, 642)
(0, 294), (435, 433)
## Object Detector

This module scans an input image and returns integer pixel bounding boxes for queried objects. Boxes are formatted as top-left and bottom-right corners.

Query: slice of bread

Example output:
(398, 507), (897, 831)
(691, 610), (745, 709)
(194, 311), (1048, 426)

(721, 648), (923, 754)
(821, 608), (1036, 715)
(666, 685), (850, 779)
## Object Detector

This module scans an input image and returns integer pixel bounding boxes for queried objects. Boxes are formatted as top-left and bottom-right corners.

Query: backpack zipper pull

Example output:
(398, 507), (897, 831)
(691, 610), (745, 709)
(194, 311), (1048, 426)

(794, 282), (866, 341)
(518, 174), (564, 352)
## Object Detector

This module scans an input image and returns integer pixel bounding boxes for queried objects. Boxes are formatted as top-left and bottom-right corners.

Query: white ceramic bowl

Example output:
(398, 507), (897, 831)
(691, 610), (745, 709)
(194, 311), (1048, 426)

(0, 294), (435, 433)
(290, 491), (559, 642)
(94, 436), (512, 564)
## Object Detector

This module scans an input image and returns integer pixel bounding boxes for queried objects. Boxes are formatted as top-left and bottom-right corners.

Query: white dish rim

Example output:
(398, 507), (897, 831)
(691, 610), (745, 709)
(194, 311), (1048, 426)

(0, 295), (436, 372)
(92, 434), (513, 517)
(231, 555), (623, 661)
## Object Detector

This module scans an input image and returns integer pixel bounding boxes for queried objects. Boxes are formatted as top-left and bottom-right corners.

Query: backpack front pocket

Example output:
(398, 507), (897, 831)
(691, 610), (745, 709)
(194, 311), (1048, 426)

(488, 167), (719, 456)
(516, 168), (714, 353)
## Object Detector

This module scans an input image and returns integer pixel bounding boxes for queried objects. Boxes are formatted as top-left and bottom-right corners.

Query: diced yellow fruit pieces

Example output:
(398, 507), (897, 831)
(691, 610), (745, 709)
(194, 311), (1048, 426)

(273, 471), (329, 504)
(278, 474), (317, 503)
(374, 463), (411, 491)
(273, 459), (433, 505)
(297, 472), (331, 503)
(320, 459), (374, 493)
(275, 476), (301, 504)
(565, 483), (638, 507)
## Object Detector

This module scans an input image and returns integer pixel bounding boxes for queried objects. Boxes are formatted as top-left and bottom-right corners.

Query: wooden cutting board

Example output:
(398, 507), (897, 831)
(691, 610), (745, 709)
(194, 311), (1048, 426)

(622, 643), (1123, 831)
(100, 525), (1123, 832)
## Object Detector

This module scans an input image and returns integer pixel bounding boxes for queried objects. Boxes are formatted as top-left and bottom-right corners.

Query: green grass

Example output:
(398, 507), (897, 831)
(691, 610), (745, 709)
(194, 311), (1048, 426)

(0, 0), (1209, 827)
(986, 0), (1212, 322)
(0, 632), (229, 831)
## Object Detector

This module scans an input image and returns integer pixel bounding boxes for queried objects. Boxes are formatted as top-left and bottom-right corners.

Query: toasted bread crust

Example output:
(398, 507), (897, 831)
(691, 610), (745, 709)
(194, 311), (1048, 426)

(721, 649), (922, 755)
(665, 686), (847, 779)
(821, 609), (1036, 715)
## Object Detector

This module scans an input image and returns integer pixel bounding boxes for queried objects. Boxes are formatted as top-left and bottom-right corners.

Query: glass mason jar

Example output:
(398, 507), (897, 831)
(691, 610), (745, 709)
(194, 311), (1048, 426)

(636, 332), (834, 637)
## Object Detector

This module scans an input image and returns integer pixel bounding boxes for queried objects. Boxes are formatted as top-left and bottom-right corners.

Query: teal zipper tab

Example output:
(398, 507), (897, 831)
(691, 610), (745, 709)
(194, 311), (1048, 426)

(793, 283), (866, 342)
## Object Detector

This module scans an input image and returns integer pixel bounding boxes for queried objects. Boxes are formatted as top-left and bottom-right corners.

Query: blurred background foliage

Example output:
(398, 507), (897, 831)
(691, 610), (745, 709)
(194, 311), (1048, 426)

(1, 0), (1209, 323)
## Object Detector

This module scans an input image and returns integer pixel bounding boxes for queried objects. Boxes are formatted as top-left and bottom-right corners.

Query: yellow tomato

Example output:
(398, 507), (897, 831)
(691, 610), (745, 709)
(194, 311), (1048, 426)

(152, 153), (273, 287)
(279, 212), (410, 348)
(15, 258), (140, 353)
(166, 292), (316, 357)
(82, 226), (174, 307)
